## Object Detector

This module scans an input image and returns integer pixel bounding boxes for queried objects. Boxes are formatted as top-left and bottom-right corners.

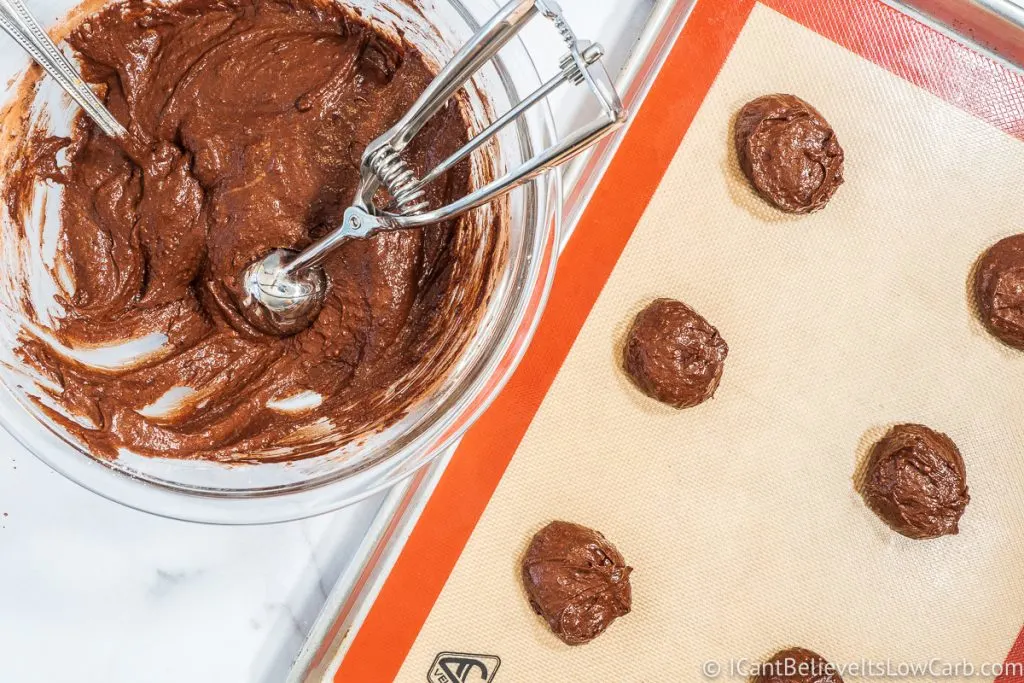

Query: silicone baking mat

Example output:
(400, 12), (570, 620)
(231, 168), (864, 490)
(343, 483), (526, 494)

(336, 0), (1024, 680)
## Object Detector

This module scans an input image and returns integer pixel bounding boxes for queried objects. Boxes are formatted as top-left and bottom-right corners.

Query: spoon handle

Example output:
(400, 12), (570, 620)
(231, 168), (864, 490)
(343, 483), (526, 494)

(0, 0), (127, 139)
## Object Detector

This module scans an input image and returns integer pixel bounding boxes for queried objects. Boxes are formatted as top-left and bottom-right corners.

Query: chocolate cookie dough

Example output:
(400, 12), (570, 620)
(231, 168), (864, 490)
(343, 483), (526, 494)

(734, 94), (845, 213)
(623, 298), (728, 408)
(974, 234), (1024, 349)
(521, 521), (632, 645)
(860, 424), (969, 539)
(5, 0), (501, 461)
(755, 648), (844, 683)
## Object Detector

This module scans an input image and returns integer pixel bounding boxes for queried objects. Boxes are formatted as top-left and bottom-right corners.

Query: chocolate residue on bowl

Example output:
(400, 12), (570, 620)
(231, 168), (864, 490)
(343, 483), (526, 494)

(1, 0), (504, 462)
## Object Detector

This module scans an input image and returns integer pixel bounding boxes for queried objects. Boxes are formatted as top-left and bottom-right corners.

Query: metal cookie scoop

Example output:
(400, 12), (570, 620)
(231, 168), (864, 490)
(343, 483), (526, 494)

(239, 0), (627, 336)
(0, 0), (127, 139)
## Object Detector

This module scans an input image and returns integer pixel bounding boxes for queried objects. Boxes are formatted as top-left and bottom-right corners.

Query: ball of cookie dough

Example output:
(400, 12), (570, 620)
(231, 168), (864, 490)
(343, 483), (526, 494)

(974, 234), (1024, 349)
(623, 298), (728, 409)
(734, 94), (845, 213)
(754, 648), (844, 683)
(521, 521), (632, 645)
(860, 424), (969, 540)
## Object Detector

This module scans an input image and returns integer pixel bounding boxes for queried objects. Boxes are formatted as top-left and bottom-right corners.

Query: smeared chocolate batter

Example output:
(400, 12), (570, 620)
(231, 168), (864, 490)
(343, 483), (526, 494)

(521, 521), (632, 646)
(623, 298), (728, 409)
(735, 94), (844, 214)
(860, 424), (969, 540)
(755, 648), (845, 683)
(5, 0), (501, 461)
(974, 234), (1024, 349)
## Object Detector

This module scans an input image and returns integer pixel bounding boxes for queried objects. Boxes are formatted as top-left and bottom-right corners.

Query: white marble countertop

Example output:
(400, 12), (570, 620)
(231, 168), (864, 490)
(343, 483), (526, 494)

(0, 1), (650, 681)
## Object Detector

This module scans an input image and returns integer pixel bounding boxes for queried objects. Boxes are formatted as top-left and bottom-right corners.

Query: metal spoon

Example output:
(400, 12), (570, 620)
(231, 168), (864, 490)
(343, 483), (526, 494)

(0, 0), (126, 139)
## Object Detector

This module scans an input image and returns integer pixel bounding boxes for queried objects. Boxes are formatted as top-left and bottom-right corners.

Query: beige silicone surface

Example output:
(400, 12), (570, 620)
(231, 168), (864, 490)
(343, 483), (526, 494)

(396, 4), (1024, 681)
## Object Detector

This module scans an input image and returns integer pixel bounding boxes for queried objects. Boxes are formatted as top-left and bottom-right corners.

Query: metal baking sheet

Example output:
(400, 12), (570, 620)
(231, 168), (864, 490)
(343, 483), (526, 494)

(886, 0), (1024, 68)
(336, 0), (1024, 677)
(290, 0), (1024, 680)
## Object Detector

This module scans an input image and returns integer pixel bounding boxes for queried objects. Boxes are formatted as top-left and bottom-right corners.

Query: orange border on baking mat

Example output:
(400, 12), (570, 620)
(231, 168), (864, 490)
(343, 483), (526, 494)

(337, 1), (1024, 680)
(999, 630), (1024, 683)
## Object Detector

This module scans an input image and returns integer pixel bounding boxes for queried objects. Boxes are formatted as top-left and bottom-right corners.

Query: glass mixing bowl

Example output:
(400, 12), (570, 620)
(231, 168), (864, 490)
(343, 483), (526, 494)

(0, 0), (560, 523)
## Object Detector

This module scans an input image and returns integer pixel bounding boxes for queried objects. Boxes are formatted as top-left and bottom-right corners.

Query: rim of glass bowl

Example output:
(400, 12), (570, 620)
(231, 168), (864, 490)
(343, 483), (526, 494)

(1, 0), (562, 524)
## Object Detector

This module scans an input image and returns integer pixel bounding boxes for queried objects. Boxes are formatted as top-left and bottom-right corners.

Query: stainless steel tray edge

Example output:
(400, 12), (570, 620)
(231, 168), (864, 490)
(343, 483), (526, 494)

(288, 448), (457, 683)
(883, 0), (1024, 70)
